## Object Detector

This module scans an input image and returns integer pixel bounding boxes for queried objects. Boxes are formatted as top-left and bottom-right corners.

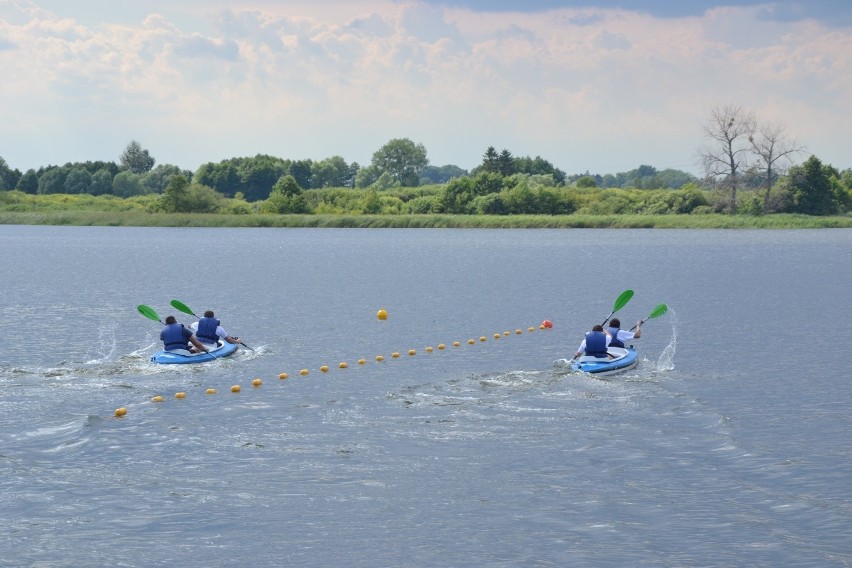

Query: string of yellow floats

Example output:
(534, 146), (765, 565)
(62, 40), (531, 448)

(113, 309), (554, 417)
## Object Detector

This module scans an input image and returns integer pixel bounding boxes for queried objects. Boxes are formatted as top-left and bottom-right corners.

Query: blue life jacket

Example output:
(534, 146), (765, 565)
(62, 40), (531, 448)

(607, 326), (624, 348)
(196, 317), (221, 344)
(161, 323), (190, 351)
(585, 331), (608, 357)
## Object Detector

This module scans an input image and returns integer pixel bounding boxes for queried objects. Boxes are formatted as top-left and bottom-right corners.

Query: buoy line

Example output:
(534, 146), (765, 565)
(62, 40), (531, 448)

(113, 319), (554, 417)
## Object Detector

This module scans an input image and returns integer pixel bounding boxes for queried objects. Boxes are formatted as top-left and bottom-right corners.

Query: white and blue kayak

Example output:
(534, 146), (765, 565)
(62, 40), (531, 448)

(570, 347), (638, 376)
(151, 341), (239, 365)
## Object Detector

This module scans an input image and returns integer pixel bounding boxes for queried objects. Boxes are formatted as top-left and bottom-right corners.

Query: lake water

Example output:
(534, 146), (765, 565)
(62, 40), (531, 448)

(1, 225), (850, 567)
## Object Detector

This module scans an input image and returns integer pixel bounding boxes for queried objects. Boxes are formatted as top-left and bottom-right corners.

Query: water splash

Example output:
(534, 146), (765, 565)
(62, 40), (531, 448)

(83, 321), (118, 364)
(655, 306), (677, 371)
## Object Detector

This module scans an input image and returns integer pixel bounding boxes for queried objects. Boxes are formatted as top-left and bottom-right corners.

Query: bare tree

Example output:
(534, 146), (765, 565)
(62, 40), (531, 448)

(699, 104), (756, 213)
(748, 121), (804, 210)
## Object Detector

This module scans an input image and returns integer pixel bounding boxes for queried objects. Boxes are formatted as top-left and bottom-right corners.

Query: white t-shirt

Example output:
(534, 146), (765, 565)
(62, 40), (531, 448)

(189, 321), (228, 345)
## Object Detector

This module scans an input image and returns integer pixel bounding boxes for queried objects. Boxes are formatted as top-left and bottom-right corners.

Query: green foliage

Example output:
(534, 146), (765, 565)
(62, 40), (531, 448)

(373, 171), (400, 190)
(420, 164), (467, 184)
(0, 157), (21, 190)
(371, 138), (429, 187)
(64, 168), (92, 194)
(575, 175), (597, 188)
(159, 175), (190, 212)
(260, 175), (308, 214)
(112, 171), (148, 198)
(15, 170), (39, 194)
(787, 155), (840, 215)
(119, 140), (155, 174)
(37, 167), (67, 194)
(405, 194), (445, 214)
(312, 156), (351, 188)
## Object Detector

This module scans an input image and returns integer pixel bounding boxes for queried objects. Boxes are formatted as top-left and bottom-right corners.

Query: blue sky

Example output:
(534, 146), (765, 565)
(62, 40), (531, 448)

(1, 0), (850, 177)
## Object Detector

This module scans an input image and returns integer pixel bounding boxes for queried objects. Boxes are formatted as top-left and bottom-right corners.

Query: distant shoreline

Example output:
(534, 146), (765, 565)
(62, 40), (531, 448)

(1, 211), (850, 229)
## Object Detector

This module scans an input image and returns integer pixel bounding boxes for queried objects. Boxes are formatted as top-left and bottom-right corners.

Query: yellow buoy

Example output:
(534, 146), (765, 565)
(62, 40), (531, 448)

(425, 346), (433, 353)
(358, 358), (367, 365)
(479, 336), (487, 342)
(252, 378), (263, 387)
(528, 326), (535, 332)
(504, 331), (511, 336)
(320, 365), (329, 373)
(279, 373), (289, 380)
(408, 349), (416, 356)
(391, 352), (400, 358)
(453, 341), (460, 347)
(467, 339), (475, 345)
(231, 385), (241, 393)
(377, 307), (388, 321)
(299, 369), (309, 376)
(206, 388), (217, 395)
(151, 395), (164, 403)
(114, 407), (127, 417)
(376, 355), (385, 362)
(175, 392), (186, 399)
(515, 329), (523, 335)
(438, 344), (446, 350)
(339, 362), (348, 369)
(493, 333), (501, 339)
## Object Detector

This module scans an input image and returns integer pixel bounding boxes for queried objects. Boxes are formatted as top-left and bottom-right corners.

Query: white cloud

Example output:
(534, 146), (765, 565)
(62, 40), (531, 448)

(0, 0), (849, 175)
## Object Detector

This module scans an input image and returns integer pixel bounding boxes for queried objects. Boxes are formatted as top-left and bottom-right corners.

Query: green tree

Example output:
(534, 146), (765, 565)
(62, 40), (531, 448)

(0, 157), (21, 190)
(119, 140), (156, 174)
(481, 146), (499, 173)
(787, 155), (839, 215)
(144, 164), (191, 194)
(238, 155), (288, 201)
(311, 156), (350, 188)
(112, 171), (147, 198)
(160, 174), (191, 212)
(260, 175), (308, 213)
(37, 167), (67, 194)
(288, 159), (313, 190)
(15, 169), (39, 194)
(497, 149), (516, 176)
(64, 168), (92, 194)
(420, 164), (467, 184)
(195, 161), (241, 197)
(575, 175), (597, 188)
(90, 169), (114, 195)
(354, 164), (381, 188)
(371, 138), (429, 187)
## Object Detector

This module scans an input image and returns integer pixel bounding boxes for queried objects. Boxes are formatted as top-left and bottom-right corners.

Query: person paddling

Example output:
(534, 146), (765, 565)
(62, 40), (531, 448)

(160, 315), (207, 353)
(605, 317), (641, 348)
(189, 310), (240, 351)
(573, 324), (612, 359)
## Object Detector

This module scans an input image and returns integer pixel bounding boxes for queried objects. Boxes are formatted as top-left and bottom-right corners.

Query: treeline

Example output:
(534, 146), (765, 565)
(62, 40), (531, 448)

(1, 138), (850, 216)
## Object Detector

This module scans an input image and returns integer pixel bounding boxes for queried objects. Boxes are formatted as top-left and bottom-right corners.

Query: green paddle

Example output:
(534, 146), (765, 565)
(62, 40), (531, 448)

(137, 304), (164, 324)
(601, 289), (634, 326)
(170, 299), (253, 351)
(629, 303), (668, 330)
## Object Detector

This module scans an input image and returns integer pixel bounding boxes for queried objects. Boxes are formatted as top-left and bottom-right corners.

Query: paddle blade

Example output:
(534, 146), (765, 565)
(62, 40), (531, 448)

(647, 303), (668, 320)
(613, 289), (634, 312)
(170, 299), (196, 317)
(137, 304), (162, 323)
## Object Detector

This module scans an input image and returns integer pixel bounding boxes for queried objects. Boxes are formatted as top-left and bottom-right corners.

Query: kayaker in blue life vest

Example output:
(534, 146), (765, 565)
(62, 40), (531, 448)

(189, 310), (240, 350)
(160, 315), (207, 353)
(605, 318), (642, 348)
(573, 325), (612, 359)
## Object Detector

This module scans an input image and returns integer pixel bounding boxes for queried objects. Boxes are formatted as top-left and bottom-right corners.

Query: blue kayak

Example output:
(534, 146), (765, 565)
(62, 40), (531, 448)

(151, 341), (239, 365)
(570, 347), (638, 376)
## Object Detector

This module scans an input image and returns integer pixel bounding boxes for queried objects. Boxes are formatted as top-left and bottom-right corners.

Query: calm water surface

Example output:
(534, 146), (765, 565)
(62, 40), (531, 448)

(1, 225), (850, 567)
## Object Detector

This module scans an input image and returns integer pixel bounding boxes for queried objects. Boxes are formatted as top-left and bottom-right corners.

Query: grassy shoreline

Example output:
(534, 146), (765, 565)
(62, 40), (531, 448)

(0, 210), (850, 229)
